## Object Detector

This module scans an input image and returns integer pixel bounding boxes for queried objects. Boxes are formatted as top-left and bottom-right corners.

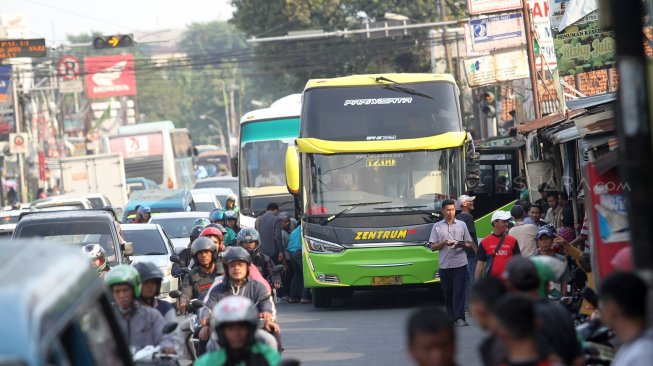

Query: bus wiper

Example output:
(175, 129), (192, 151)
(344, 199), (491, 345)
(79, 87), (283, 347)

(374, 76), (434, 100)
(373, 205), (442, 219)
(325, 201), (392, 224)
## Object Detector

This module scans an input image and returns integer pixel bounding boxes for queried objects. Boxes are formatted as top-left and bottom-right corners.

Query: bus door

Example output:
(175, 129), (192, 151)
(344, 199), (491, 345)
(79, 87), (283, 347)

(472, 146), (523, 219)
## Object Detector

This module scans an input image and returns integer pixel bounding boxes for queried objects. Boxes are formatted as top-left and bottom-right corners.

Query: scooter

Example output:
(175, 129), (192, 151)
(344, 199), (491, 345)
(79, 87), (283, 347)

(169, 290), (203, 361)
(132, 322), (180, 366)
(575, 288), (617, 365)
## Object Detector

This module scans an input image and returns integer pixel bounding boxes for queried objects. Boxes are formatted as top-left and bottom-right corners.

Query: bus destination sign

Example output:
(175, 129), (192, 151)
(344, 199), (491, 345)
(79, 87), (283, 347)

(0, 39), (47, 59)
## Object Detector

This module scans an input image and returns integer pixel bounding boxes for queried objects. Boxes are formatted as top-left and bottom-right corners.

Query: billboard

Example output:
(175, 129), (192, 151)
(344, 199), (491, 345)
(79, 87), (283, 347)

(527, 0), (557, 69)
(467, 0), (523, 15)
(108, 133), (163, 159)
(464, 49), (530, 87)
(467, 13), (526, 53)
(84, 54), (137, 99)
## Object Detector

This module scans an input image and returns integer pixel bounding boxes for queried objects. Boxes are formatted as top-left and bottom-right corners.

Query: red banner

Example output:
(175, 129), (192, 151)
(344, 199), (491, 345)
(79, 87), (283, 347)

(84, 54), (137, 99)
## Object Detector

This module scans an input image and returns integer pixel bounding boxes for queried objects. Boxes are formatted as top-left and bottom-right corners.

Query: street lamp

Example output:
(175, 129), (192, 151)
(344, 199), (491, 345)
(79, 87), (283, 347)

(199, 114), (231, 156)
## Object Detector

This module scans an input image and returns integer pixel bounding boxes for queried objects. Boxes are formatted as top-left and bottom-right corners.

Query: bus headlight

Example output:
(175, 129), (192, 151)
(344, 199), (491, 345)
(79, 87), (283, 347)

(305, 236), (345, 254)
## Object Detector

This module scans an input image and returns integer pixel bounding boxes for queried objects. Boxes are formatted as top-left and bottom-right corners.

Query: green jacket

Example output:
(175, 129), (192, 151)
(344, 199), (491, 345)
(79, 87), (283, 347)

(194, 342), (280, 366)
(225, 227), (237, 246)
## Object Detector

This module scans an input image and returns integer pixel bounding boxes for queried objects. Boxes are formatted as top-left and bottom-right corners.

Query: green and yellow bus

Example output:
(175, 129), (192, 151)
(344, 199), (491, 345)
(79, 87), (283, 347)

(286, 73), (483, 307)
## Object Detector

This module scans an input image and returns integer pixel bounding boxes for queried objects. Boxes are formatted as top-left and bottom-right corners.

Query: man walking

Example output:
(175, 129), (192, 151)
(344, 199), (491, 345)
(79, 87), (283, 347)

(508, 205), (538, 257)
(429, 199), (473, 326)
(455, 195), (478, 315)
(255, 203), (288, 271)
(475, 211), (521, 280)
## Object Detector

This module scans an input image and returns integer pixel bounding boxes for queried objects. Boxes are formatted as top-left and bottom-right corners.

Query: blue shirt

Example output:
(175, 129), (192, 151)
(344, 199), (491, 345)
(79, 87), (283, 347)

(287, 226), (302, 253)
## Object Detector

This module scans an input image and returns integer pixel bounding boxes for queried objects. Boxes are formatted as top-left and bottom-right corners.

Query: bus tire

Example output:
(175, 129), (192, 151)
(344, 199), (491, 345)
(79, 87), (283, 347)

(313, 288), (332, 308)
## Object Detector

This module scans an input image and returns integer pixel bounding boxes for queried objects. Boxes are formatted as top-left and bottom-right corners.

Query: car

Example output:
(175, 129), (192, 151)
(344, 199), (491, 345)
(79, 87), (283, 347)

(123, 189), (196, 222)
(120, 223), (178, 303)
(190, 190), (222, 212)
(0, 209), (24, 237)
(127, 177), (159, 196)
(148, 211), (212, 252)
(12, 209), (132, 266)
(0, 239), (133, 365)
(194, 176), (239, 194)
(191, 187), (234, 209)
(29, 194), (94, 210)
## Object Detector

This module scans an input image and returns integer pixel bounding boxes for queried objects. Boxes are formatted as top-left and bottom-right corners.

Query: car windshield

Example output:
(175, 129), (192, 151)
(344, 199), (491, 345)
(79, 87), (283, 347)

(88, 198), (105, 208)
(305, 149), (463, 216)
(122, 229), (168, 255)
(195, 201), (216, 212)
(17, 221), (117, 261)
(149, 217), (199, 238)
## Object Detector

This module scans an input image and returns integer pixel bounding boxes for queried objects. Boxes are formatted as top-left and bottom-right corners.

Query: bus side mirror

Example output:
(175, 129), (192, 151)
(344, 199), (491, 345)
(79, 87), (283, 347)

(231, 156), (238, 178)
(285, 145), (300, 195)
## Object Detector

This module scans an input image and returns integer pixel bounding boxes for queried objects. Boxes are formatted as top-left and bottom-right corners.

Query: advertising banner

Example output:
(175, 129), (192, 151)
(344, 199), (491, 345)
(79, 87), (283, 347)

(464, 49), (530, 87)
(468, 13), (526, 53)
(84, 54), (137, 99)
(527, 0), (557, 69)
(0, 65), (11, 101)
(550, 0), (615, 77)
(467, 0), (523, 15)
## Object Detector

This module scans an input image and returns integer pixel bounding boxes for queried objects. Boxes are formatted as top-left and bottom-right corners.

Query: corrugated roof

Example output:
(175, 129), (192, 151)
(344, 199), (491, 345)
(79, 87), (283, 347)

(566, 93), (616, 110)
(518, 109), (586, 134)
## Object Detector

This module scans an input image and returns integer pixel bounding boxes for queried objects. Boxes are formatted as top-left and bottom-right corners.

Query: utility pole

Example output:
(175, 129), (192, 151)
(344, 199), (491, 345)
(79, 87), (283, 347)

(523, 1), (541, 119)
(438, 0), (453, 74)
(11, 73), (27, 203)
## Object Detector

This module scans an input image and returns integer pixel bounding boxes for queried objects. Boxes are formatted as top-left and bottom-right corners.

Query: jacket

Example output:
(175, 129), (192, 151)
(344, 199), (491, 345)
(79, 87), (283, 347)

(194, 341), (280, 366)
(113, 302), (176, 350)
(181, 262), (224, 300)
(255, 212), (283, 259)
(204, 278), (273, 316)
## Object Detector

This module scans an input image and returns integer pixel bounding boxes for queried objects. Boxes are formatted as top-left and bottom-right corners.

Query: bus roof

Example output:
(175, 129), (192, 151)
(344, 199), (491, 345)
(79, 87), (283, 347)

(240, 94), (301, 124)
(304, 73), (456, 90)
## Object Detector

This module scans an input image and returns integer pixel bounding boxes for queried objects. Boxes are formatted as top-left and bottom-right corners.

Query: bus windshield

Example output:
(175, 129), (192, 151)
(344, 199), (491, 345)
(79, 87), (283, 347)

(301, 82), (461, 141)
(304, 149), (463, 216)
(240, 139), (291, 197)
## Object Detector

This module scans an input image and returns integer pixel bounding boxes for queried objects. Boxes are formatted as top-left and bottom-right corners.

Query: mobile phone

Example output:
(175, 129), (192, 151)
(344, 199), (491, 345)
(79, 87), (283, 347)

(456, 241), (466, 248)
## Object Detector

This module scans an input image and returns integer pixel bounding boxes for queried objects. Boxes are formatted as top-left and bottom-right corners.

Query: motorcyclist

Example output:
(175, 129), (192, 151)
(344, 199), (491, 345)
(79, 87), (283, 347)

(200, 226), (227, 253)
(173, 224), (205, 278)
(194, 217), (212, 227)
(133, 261), (176, 323)
(194, 297), (281, 366)
(104, 264), (176, 353)
(211, 210), (236, 246)
(135, 206), (152, 223)
(201, 247), (279, 339)
(223, 193), (240, 213)
(237, 228), (282, 290)
(225, 210), (241, 235)
(180, 237), (224, 314)
(82, 243), (110, 278)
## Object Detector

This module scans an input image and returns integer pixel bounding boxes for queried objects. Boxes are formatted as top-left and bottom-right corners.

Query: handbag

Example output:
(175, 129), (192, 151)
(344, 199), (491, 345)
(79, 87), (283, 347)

(482, 234), (506, 277)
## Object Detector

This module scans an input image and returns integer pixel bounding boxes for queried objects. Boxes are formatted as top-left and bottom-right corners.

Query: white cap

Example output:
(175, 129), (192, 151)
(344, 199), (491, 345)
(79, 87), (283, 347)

(491, 210), (512, 222)
(456, 195), (475, 208)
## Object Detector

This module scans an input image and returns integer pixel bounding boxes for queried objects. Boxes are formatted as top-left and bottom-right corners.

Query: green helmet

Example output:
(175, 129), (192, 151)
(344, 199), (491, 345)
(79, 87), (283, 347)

(530, 256), (567, 298)
(104, 264), (142, 298)
(194, 218), (211, 227)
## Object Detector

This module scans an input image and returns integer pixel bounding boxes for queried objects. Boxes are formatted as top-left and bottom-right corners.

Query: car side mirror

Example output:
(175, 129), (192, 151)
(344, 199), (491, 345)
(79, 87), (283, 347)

(122, 242), (134, 256)
(170, 255), (180, 263)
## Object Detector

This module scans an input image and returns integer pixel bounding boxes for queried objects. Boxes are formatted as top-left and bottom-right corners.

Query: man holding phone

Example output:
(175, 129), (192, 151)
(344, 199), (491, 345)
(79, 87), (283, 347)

(429, 199), (474, 326)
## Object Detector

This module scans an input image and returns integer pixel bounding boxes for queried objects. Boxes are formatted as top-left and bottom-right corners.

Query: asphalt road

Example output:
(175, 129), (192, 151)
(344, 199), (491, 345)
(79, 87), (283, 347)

(276, 288), (485, 366)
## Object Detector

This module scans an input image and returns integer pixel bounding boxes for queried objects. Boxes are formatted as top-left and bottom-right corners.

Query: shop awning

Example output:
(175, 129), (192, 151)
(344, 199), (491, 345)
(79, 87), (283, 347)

(518, 109), (586, 134)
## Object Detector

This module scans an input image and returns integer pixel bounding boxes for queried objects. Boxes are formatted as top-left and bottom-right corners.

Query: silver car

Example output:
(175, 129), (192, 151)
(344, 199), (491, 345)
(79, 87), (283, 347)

(148, 211), (212, 254)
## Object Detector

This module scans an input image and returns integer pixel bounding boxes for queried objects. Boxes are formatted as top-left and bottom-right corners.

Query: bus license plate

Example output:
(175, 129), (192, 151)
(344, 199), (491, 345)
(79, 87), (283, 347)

(371, 276), (402, 286)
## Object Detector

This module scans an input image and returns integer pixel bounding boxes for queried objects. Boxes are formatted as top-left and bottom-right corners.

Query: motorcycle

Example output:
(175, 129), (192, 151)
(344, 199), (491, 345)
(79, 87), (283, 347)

(132, 322), (180, 366)
(169, 290), (203, 361)
(574, 288), (617, 365)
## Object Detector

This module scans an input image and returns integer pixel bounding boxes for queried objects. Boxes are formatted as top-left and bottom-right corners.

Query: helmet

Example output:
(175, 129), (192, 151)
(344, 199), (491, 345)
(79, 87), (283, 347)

(138, 206), (151, 214)
(236, 227), (260, 255)
(82, 244), (107, 273)
(222, 246), (252, 276)
(200, 226), (224, 240)
(226, 193), (238, 205)
(224, 210), (239, 221)
(194, 218), (211, 227)
(105, 264), (142, 298)
(210, 210), (225, 222)
(211, 296), (258, 347)
(132, 261), (163, 282)
(206, 223), (228, 234)
(190, 225), (205, 242)
(191, 236), (216, 257)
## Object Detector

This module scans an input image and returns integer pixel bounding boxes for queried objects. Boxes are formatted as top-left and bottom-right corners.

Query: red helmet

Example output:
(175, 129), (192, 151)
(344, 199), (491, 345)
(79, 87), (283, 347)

(200, 226), (224, 240)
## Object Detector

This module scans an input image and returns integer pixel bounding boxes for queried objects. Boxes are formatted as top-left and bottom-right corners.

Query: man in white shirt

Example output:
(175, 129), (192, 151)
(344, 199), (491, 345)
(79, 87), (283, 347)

(508, 205), (538, 257)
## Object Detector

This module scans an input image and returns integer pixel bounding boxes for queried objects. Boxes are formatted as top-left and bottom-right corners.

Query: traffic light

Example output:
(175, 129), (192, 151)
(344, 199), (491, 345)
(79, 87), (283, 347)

(93, 34), (134, 49)
(481, 91), (496, 118)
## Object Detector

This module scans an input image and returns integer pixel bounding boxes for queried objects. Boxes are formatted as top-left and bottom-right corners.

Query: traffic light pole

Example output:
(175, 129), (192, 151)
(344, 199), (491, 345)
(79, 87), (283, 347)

(11, 73), (27, 203)
(523, 0), (541, 119)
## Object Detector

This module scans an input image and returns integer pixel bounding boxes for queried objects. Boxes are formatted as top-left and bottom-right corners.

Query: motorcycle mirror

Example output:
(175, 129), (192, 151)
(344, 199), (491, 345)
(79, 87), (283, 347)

(190, 298), (205, 310)
(162, 322), (178, 334)
(170, 255), (180, 263)
(169, 290), (182, 299)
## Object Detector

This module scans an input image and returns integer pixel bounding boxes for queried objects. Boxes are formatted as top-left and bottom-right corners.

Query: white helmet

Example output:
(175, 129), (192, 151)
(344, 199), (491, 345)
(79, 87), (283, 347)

(226, 193), (238, 206)
(211, 296), (259, 346)
(82, 244), (107, 273)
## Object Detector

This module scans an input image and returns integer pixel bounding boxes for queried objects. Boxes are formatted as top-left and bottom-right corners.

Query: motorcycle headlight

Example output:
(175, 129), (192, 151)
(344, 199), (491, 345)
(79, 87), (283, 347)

(305, 236), (345, 254)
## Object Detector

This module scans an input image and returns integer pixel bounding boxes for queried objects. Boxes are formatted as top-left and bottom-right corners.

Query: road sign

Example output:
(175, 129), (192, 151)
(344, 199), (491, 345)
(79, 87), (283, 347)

(0, 39), (46, 59)
(468, 13), (526, 53)
(9, 133), (28, 154)
(59, 80), (83, 94)
(57, 55), (81, 81)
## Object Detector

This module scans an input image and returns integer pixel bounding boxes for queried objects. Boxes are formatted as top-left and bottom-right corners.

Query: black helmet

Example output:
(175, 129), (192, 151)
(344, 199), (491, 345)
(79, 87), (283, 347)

(132, 261), (163, 297)
(190, 225), (206, 242)
(191, 236), (217, 260)
(222, 246), (251, 276)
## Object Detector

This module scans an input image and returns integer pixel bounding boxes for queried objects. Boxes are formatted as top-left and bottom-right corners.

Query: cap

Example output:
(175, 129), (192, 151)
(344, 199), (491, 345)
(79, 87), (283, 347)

(505, 257), (540, 291)
(491, 210), (511, 222)
(457, 195), (475, 208)
(536, 227), (554, 240)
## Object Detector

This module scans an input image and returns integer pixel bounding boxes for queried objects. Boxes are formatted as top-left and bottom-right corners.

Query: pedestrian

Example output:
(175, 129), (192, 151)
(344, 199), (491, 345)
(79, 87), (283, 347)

(559, 190), (572, 210)
(287, 223), (310, 303)
(556, 208), (576, 245)
(535, 227), (570, 297)
(508, 205), (538, 257)
(544, 191), (562, 229)
(255, 203), (288, 270)
(534, 183), (552, 214)
(455, 195), (478, 316)
(429, 199), (473, 326)
(7, 187), (18, 206)
(471, 277), (509, 366)
(504, 257), (583, 366)
(278, 212), (293, 300)
(524, 203), (547, 227)
(494, 295), (554, 366)
(475, 211), (520, 280)
(599, 271), (653, 366)
(406, 308), (456, 366)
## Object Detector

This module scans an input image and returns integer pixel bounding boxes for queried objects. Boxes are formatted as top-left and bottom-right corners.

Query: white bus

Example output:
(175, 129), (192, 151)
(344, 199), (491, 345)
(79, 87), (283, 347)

(108, 121), (196, 190)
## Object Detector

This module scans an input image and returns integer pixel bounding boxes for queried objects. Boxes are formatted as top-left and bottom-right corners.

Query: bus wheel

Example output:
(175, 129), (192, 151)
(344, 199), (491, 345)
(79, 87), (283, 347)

(313, 288), (332, 308)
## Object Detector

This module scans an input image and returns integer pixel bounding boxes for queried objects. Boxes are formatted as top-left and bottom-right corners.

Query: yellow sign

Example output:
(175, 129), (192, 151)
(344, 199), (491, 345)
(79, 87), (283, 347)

(366, 158), (396, 167)
(108, 36), (119, 47)
(354, 230), (407, 240)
